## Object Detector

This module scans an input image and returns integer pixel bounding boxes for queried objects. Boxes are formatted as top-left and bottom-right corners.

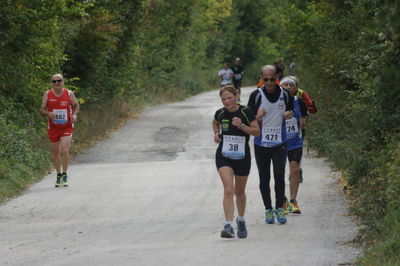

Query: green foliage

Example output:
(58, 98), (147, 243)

(0, 96), (49, 202)
(230, 0), (285, 82)
(0, 0), (244, 203)
(2, 1), (399, 264)
(355, 134), (400, 265)
(270, 0), (400, 264)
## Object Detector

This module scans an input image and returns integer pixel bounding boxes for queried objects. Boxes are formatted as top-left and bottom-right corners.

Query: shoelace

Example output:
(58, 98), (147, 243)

(224, 224), (233, 231)
(237, 220), (245, 229)
(276, 209), (285, 217)
(265, 212), (274, 221)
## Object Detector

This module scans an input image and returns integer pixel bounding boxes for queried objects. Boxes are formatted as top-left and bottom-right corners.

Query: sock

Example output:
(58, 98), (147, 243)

(57, 173), (62, 177)
(225, 221), (233, 227)
(237, 216), (245, 222)
(290, 199), (297, 203)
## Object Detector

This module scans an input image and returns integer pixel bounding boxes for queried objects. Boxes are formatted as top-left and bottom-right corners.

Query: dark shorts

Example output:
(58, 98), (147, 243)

(233, 79), (242, 89)
(215, 151), (251, 176)
(287, 147), (303, 163)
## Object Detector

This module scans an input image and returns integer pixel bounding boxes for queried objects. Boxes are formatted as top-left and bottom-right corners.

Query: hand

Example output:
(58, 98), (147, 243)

(47, 112), (56, 119)
(232, 117), (242, 128)
(300, 117), (308, 129)
(214, 133), (222, 143)
(256, 109), (266, 120)
(283, 111), (293, 119)
(72, 114), (78, 123)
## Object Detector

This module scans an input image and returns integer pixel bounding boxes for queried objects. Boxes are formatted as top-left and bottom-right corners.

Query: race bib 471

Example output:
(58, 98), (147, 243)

(261, 127), (282, 147)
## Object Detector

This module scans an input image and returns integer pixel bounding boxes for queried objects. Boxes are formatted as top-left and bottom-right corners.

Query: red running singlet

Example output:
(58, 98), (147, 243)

(46, 89), (73, 129)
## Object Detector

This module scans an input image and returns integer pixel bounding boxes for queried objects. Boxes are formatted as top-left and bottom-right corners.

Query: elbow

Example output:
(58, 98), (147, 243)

(253, 129), (260, 137)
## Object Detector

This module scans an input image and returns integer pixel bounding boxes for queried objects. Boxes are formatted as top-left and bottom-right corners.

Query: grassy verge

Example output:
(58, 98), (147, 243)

(305, 88), (400, 265)
(0, 88), (191, 205)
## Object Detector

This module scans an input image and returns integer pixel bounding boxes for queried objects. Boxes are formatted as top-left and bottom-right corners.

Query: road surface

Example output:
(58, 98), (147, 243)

(0, 87), (360, 266)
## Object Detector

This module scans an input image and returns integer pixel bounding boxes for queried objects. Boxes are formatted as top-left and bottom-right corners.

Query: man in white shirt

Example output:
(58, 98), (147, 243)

(218, 62), (233, 87)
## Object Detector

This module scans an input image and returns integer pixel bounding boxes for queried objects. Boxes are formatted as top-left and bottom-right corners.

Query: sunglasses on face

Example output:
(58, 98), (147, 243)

(263, 77), (276, 82)
(52, 80), (63, 83)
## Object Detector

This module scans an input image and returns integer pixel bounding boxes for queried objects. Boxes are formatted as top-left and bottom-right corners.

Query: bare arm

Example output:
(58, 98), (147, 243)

(300, 115), (309, 129)
(232, 117), (259, 137)
(256, 108), (266, 121)
(212, 119), (222, 143)
(69, 91), (80, 123)
(244, 119), (260, 137)
(39, 91), (55, 119)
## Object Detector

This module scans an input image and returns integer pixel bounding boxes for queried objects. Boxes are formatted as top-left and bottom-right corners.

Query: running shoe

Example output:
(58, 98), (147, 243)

(55, 174), (62, 187)
(236, 218), (247, 239)
(221, 223), (235, 238)
(265, 209), (275, 224)
(299, 168), (303, 183)
(61, 173), (68, 187)
(282, 196), (289, 215)
(274, 208), (287, 224)
(289, 201), (301, 214)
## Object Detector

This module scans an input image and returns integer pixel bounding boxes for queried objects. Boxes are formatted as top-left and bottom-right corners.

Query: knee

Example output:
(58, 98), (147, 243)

(60, 147), (70, 156)
(235, 189), (245, 198)
(51, 149), (60, 157)
(290, 163), (299, 173)
(224, 186), (234, 197)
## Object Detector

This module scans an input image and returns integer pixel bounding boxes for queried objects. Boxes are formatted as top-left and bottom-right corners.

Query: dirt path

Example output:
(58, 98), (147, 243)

(0, 87), (360, 266)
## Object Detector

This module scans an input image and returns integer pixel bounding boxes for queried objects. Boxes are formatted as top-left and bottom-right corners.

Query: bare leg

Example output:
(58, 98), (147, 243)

(50, 142), (61, 174)
(59, 135), (72, 173)
(234, 175), (248, 217)
(218, 167), (235, 222)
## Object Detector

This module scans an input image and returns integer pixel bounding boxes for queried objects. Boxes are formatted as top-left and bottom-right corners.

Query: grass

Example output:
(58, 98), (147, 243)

(0, 87), (192, 205)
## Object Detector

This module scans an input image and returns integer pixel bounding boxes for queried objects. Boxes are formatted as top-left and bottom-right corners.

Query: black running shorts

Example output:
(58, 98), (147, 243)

(233, 79), (242, 89)
(287, 147), (303, 164)
(215, 151), (251, 176)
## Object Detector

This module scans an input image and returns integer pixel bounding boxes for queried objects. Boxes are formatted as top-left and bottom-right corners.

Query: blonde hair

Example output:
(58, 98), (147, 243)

(219, 85), (237, 96)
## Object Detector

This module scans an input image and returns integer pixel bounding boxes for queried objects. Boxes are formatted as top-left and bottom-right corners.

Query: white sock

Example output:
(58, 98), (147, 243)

(237, 216), (245, 222)
(225, 221), (233, 227)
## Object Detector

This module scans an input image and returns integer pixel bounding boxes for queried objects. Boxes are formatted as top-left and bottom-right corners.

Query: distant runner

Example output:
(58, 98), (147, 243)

(273, 60), (284, 81)
(212, 85), (259, 238)
(247, 65), (294, 224)
(280, 77), (309, 214)
(40, 74), (79, 187)
(218, 62), (233, 87)
(232, 58), (244, 101)
(289, 58), (297, 76)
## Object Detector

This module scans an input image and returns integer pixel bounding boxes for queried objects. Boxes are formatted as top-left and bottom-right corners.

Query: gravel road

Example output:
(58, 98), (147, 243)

(0, 87), (360, 266)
